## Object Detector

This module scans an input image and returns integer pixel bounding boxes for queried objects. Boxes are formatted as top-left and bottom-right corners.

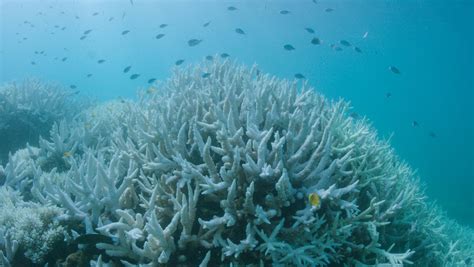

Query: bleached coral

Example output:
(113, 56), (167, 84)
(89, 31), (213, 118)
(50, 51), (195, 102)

(1, 60), (473, 266)
(0, 79), (90, 164)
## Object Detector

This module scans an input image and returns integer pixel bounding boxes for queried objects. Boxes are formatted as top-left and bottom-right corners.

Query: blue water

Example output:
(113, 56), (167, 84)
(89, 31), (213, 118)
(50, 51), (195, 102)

(0, 0), (473, 227)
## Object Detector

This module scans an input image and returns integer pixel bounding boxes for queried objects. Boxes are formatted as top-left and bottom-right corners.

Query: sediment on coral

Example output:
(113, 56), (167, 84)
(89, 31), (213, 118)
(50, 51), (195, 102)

(0, 79), (91, 165)
(0, 60), (472, 266)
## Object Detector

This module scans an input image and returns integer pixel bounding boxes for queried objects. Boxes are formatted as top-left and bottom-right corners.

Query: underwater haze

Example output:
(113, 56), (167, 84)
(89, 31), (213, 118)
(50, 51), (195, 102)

(0, 0), (474, 266)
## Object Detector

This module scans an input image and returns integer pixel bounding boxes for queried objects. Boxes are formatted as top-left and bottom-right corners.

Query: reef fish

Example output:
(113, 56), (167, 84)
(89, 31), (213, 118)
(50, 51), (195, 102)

(305, 27), (315, 34)
(280, 10), (290, 15)
(227, 6), (237, 11)
(235, 28), (245, 35)
(130, 74), (140, 80)
(220, 53), (230, 58)
(206, 55), (213, 61)
(97, 59), (105, 64)
(84, 29), (92, 35)
(308, 192), (321, 207)
(283, 44), (295, 50)
(202, 72), (211, 78)
(203, 21), (211, 27)
(188, 39), (202, 47)
(354, 46), (362, 53)
(159, 23), (168, 28)
(294, 73), (305, 79)
(175, 59), (185, 65)
(340, 40), (351, 46)
(389, 66), (401, 74)
(325, 8), (334, 12)
(311, 37), (321, 45)
(123, 66), (132, 73)
(148, 78), (156, 84)
(122, 30), (130, 35)
(156, 33), (165, 39)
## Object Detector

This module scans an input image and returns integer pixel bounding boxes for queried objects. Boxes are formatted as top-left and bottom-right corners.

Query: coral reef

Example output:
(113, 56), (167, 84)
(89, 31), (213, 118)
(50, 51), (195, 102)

(0, 60), (472, 266)
(0, 79), (90, 164)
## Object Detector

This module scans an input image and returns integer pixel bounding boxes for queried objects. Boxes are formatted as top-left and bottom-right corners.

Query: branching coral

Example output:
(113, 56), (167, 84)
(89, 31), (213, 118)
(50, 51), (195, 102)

(0, 60), (472, 266)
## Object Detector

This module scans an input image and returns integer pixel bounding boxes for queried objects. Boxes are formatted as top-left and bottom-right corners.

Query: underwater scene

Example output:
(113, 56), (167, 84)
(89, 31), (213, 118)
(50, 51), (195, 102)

(0, 0), (473, 266)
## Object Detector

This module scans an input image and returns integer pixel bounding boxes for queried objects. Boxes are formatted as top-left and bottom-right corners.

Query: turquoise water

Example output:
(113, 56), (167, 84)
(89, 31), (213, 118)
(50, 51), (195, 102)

(0, 0), (473, 232)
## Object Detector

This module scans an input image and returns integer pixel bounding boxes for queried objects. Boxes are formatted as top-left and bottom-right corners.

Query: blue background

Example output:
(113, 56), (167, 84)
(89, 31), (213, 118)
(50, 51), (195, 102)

(1, 0), (473, 226)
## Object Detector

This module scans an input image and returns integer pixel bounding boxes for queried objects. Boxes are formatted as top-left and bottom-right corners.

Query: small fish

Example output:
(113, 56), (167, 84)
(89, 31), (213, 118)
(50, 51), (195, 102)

(203, 21), (211, 27)
(147, 87), (157, 94)
(354, 46), (362, 53)
(334, 46), (342, 51)
(385, 92), (392, 98)
(70, 85), (77, 89)
(220, 53), (230, 58)
(325, 8), (334, 12)
(92, 12), (99, 16)
(280, 10), (290, 15)
(363, 31), (369, 39)
(97, 59), (105, 64)
(312, 0), (317, 3)
(205, 55), (213, 61)
(389, 66), (400, 74)
(308, 192), (321, 207)
(429, 131), (437, 138)
(159, 23), (168, 28)
(350, 112), (359, 119)
(31, 61), (36, 65)
(188, 39), (202, 47)
(108, 17), (114, 21)
(123, 66), (132, 73)
(130, 0), (134, 5)
(122, 12), (126, 20)
(61, 26), (66, 30)
(412, 121), (419, 127)
(155, 33), (165, 39)
(340, 40), (351, 46)
(294, 73), (305, 79)
(130, 74), (140, 80)
(122, 30), (130, 35)
(283, 44), (295, 50)
(227, 6), (237, 11)
(80, 35), (87, 40)
(235, 28), (245, 35)
(147, 78), (156, 84)
(305, 27), (315, 34)
(75, 15), (80, 19)
(175, 59), (185, 65)
(87, 74), (93, 78)
(202, 72), (211, 78)
(84, 29), (92, 35)
(63, 151), (72, 157)
(62, 57), (68, 62)
(311, 37), (321, 45)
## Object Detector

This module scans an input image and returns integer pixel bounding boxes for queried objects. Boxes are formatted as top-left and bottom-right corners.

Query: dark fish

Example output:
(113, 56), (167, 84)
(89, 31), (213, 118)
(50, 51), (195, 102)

(61, 26), (66, 30)
(227, 6), (237, 11)
(175, 59), (185, 65)
(389, 66), (401, 74)
(31, 61), (36, 65)
(97, 59), (105, 64)
(412, 121), (419, 127)
(206, 55), (213, 61)
(202, 72), (211, 78)
(325, 8), (334, 12)
(203, 21), (211, 27)
(220, 53), (230, 58)
(84, 29), (92, 35)
(340, 40), (351, 46)
(311, 38), (321, 45)
(188, 39), (202, 47)
(305, 27), (315, 34)
(312, 0), (317, 3)
(87, 74), (93, 78)
(130, 0), (134, 5)
(334, 46), (342, 51)
(92, 12), (99, 16)
(284, 44), (295, 50)
(385, 92), (392, 98)
(280, 10), (290, 15)
(122, 12), (126, 20)
(130, 74), (140, 80)
(354, 46), (362, 53)
(429, 131), (437, 138)
(73, 234), (113, 245)
(155, 33), (165, 39)
(62, 57), (68, 62)
(123, 66), (132, 73)
(80, 35), (87, 40)
(70, 85), (77, 89)
(147, 78), (156, 84)
(294, 73), (305, 79)
(235, 28), (245, 35)
(350, 112), (359, 119)
(159, 24), (168, 28)
(122, 30), (130, 35)
(108, 17), (114, 21)
(75, 15), (80, 19)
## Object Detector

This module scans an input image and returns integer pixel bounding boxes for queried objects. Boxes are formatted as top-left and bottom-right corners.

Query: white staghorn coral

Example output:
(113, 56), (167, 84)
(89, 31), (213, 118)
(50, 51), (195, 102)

(0, 60), (472, 266)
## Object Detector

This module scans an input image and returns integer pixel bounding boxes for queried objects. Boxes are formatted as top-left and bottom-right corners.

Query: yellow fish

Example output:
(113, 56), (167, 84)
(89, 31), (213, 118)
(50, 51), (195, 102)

(63, 151), (72, 158)
(147, 87), (157, 94)
(308, 192), (320, 207)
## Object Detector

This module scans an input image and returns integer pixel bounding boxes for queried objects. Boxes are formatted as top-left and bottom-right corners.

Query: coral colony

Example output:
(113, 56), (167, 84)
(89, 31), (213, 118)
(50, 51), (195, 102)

(0, 60), (473, 266)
